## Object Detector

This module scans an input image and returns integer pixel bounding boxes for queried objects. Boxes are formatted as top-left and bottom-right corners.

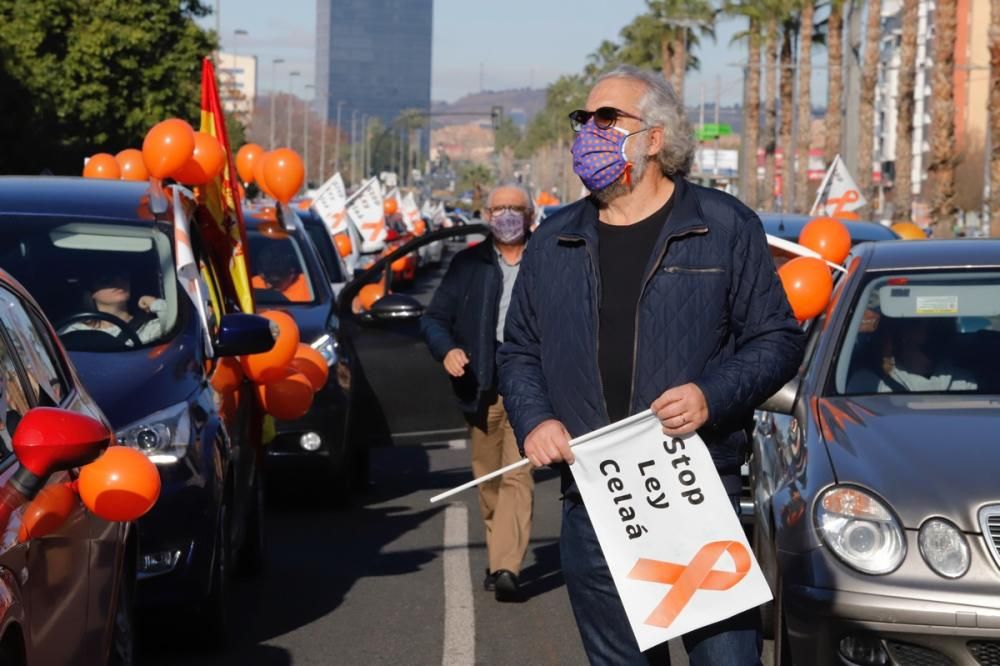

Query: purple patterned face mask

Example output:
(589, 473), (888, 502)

(489, 209), (527, 244)
(571, 120), (651, 192)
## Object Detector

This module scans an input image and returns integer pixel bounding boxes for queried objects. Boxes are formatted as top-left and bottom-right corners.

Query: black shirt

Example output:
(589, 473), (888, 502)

(597, 195), (674, 423)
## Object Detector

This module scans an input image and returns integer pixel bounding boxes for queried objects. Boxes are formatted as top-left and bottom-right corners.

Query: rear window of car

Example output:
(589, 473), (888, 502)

(247, 232), (317, 305)
(304, 221), (345, 283)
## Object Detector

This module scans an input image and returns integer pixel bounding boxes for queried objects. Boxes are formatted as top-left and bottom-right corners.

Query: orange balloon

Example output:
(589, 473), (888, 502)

(263, 148), (305, 204)
(890, 222), (926, 240)
(211, 356), (244, 394)
(334, 233), (353, 258)
(256, 368), (314, 420)
(83, 153), (121, 180)
(18, 482), (77, 543)
(799, 217), (852, 265)
(358, 284), (384, 311)
(78, 446), (161, 522)
(833, 211), (861, 221)
(172, 131), (226, 186)
(253, 152), (274, 198)
(236, 143), (264, 184)
(384, 198), (398, 216)
(241, 310), (300, 383)
(778, 257), (834, 321)
(114, 149), (149, 181)
(142, 118), (196, 180)
(290, 343), (329, 392)
(391, 256), (408, 273)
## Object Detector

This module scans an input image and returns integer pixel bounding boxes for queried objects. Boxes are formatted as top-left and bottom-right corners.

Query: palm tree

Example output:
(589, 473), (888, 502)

(825, 0), (845, 165)
(725, 0), (765, 207)
(990, 0), (1000, 236)
(779, 18), (795, 212)
(892, 0), (919, 224)
(857, 0), (882, 218)
(647, 0), (717, 105)
(763, 15), (780, 210)
(928, 0), (957, 236)
(795, 0), (816, 214)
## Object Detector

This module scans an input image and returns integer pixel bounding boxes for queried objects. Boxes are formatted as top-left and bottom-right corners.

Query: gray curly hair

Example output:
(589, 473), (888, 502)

(595, 65), (695, 178)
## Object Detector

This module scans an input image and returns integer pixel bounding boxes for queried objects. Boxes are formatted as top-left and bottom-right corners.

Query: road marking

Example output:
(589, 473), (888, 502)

(442, 503), (475, 666)
(447, 439), (467, 450)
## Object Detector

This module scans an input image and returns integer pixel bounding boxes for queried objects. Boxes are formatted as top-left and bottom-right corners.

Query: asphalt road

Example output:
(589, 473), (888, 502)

(138, 439), (774, 665)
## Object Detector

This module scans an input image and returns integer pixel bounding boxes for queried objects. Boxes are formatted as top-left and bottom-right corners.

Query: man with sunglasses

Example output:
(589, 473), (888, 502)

(498, 65), (805, 664)
(421, 184), (536, 602)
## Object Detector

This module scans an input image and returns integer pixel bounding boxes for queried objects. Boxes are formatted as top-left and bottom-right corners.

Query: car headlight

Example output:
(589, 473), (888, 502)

(919, 518), (970, 578)
(116, 402), (191, 465)
(815, 486), (906, 574)
(310, 333), (338, 366)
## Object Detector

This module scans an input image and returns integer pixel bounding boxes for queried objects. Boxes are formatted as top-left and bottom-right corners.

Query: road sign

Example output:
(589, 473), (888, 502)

(695, 123), (732, 141)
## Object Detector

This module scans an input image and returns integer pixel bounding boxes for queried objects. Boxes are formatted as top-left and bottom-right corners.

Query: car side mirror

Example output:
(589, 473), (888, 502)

(11, 407), (112, 497)
(369, 293), (424, 321)
(759, 377), (800, 416)
(215, 313), (276, 357)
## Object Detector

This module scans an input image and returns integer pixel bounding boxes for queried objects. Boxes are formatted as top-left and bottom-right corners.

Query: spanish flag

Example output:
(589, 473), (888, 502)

(198, 56), (254, 314)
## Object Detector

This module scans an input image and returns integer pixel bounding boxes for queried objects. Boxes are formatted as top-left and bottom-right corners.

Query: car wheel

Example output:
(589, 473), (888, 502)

(237, 469), (265, 576)
(773, 572), (794, 666)
(197, 503), (232, 650)
(108, 557), (136, 666)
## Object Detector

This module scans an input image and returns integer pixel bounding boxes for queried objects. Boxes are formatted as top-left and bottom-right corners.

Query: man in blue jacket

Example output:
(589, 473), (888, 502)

(421, 184), (535, 602)
(498, 65), (805, 664)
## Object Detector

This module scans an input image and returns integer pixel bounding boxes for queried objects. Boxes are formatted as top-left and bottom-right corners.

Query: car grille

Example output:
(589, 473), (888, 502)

(970, 641), (1000, 666)
(979, 505), (1000, 572)
(885, 641), (954, 666)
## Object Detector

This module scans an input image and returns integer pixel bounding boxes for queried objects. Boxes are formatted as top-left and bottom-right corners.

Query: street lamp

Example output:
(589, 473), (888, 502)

(304, 83), (315, 187)
(286, 70), (301, 149)
(232, 28), (248, 59)
(350, 110), (359, 186)
(269, 58), (285, 150)
(361, 114), (369, 179)
(330, 100), (346, 184)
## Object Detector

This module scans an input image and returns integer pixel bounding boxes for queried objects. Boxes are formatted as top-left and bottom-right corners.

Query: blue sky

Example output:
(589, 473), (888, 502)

(202, 0), (820, 106)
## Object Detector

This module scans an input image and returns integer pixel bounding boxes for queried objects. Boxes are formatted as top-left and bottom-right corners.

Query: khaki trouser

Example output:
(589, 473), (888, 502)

(470, 396), (534, 574)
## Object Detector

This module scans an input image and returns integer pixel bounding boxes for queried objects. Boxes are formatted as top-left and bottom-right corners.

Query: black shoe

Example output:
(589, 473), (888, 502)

(483, 568), (498, 592)
(493, 570), (520, 602)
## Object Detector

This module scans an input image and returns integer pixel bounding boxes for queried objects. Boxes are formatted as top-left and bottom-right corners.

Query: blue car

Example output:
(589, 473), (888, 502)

(0, 176), (275, 646)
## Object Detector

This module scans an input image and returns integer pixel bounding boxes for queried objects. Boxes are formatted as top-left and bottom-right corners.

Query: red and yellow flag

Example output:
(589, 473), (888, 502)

(198, 57), (254, 314)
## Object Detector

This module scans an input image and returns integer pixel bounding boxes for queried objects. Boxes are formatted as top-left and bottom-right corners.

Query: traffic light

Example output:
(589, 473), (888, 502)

(491, 105), (503, 130)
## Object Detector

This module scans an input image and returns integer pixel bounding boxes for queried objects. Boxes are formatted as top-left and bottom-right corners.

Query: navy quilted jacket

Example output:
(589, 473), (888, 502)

(497, 178), (806, 476)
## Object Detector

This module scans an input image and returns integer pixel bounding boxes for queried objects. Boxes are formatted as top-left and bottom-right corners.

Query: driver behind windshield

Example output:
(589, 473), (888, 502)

(62, 271), (168, 346)
(251, 244), (310, 302)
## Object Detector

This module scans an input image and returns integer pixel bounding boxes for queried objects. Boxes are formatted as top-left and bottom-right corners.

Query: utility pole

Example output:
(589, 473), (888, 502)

(286, 71), (300, 148)
(361, 114), (369, 179)
(330, 100), (345, 183)
(350, 110), (358, 186)
(269, 58), (284, 151)
(714, 74), (721, 177)
(304, 83), (314, 187)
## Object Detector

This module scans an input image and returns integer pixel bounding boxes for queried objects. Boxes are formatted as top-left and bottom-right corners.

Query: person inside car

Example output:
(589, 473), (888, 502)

(63, 271), (167, 345)
(252, 244), (311, 302)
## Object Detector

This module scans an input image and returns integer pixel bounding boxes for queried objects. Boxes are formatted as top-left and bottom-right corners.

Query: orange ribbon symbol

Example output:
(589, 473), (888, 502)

(627, 541), (751, 629)
(827, 189), (860, 216)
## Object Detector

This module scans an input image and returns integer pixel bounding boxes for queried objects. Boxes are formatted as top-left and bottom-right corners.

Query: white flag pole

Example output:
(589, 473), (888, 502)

(430, 411), (655, 504)
(766, 234), (848, 273)
(809, 154), (839, 216)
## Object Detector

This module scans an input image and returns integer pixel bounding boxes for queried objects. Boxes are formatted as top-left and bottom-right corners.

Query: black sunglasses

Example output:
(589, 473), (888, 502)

(568, 106), (644, 132)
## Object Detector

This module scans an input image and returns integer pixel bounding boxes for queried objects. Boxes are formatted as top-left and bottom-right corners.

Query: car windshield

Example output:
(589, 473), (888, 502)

(832, 271), (1000, 395)
(247, 231), (316, 304)
(0, 216), (178, 352)
(304, 221), (345, 283)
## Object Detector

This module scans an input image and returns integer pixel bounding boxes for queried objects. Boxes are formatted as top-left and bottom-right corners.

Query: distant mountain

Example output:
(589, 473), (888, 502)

(431, 89), (548, 128)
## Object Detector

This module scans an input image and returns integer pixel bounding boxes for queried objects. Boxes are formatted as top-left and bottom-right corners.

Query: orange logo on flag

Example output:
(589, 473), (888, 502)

(627, 541), (751, 629)
(826, 189), (860, 217)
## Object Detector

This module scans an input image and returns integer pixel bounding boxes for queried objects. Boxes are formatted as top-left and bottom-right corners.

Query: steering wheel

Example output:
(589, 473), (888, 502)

(55, 312), (143, 348)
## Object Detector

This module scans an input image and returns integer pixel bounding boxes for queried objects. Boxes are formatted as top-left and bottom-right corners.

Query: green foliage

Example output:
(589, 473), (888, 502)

(520, 74), (588, 157)
(0, 0), (217, 175)
(494, 116), (522, 154)
(455, 162), (494, 195)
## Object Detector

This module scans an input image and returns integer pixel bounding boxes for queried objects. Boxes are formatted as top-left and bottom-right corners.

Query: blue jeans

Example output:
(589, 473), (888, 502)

(560, 481), (762, 666)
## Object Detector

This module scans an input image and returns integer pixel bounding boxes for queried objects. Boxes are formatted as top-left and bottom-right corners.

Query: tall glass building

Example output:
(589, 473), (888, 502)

(316, 0), (433, 157)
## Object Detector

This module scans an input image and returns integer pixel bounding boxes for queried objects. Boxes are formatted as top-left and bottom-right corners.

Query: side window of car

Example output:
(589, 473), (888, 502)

(0, 290), (67, 407)
(0, 328), (31, 459)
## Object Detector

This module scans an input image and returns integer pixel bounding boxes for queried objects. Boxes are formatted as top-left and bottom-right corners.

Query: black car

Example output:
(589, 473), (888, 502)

(297, 208), (349, 296)
(760, 213), (900, 245)
(0, 176), (274, 644)
(244, 206), (359, 497)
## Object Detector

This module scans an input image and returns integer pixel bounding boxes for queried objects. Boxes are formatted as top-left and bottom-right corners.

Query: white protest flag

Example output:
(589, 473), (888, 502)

(312, 172), (349, 236)
(434, 202), (453, 228)
(569, 412), (772, 651)
(810, 154), (867, 217)
(401, 192), (422, 232)
(171, 186), (215, 355)
(346, 177), (387, 252)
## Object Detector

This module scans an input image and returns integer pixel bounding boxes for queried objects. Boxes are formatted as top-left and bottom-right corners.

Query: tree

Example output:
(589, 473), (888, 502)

(992, 0), (1000, 236)
(779, 18), (795, 212)
(0, 0), (216, 175)
(763, 15), (780, 210)
(646, 0), (716, 104)
(824, 0), (845, 165)
(795, 0), (816, 213)
(726, 0), (765, 208)
(928, 0), (957, 236)
(892, 0), (919, 224)
(456, 163), (494, 198)
(857, 0), (882, 218)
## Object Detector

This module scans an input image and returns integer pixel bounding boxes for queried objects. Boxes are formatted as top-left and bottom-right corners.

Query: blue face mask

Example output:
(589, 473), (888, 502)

(571, 120), (651, 192)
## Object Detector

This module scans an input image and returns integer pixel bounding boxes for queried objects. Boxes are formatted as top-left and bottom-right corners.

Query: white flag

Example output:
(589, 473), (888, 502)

(312, 172), (349, 236)
(810, 154), (867, 217)
(346, 177), (387, 252)
(400, 192), (422, 232)
(569, 412), (771, 652)
(171, 186), (214, 356)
